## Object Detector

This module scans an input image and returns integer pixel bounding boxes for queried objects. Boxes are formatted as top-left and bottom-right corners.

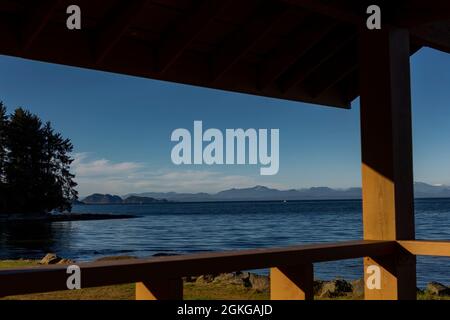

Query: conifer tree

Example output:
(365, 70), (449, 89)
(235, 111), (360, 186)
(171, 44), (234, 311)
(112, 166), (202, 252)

(0, 105), (78, 214)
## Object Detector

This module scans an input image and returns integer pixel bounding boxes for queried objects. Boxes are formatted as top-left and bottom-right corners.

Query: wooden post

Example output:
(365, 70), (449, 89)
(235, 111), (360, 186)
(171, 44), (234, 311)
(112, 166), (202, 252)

(270, 264), (314, 300)
(359, 28), (416, 300)
(136, 278), (183, 300)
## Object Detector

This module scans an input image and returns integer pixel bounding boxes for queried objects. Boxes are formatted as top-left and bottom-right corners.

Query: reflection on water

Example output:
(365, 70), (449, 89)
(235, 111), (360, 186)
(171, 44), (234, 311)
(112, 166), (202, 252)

(0, 221), (72, 257)
(1, 198), (450, 288)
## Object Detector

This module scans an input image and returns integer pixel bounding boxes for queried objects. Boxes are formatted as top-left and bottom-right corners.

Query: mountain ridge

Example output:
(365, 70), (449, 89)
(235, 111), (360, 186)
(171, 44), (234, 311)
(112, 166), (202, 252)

(79, 182), (450, 204)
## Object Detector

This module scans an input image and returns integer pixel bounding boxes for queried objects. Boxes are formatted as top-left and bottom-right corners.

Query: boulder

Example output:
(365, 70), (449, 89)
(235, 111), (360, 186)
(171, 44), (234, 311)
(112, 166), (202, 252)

(39, 253), (62, 265)
(248, 274), (269, 292)
(351, 279), (365, 298)
(196, 274), (217, 284)
(57, 258), (75, 265)
(213, 272), (250, 286)
(426, 282), (450, 296)
(313, 280), (325, 295)
(195, 272), (269, 291)
(319, 279), (353, 298)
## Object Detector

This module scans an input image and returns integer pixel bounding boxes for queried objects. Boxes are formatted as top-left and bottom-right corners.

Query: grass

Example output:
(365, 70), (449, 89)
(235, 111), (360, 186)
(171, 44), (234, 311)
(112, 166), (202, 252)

(1, 260), (449, 300)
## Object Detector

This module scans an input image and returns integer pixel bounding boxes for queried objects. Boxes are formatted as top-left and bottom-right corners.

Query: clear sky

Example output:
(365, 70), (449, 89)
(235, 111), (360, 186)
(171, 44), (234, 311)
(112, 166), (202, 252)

(0, 48), (449, 196)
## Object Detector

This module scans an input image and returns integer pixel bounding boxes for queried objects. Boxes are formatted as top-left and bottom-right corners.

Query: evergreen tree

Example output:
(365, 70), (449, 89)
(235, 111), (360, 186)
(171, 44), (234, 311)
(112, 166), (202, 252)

(0, 103), (7, 211)
(0, 106), (78, 214)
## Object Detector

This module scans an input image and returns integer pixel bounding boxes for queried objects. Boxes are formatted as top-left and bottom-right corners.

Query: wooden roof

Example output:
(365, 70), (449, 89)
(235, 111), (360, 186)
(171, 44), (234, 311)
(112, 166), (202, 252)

(0, 0), (449, 108)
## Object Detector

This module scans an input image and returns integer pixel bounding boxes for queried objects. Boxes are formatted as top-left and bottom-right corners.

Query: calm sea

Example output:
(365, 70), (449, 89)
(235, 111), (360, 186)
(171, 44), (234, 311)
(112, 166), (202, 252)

(1, 198), (450, 288)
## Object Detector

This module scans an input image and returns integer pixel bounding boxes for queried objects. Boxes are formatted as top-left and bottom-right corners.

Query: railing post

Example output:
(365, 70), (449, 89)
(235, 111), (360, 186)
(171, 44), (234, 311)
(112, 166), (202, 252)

(136, 277), (183, 300)
(270, 264), (314, 300)
(359, 28), (416, 300)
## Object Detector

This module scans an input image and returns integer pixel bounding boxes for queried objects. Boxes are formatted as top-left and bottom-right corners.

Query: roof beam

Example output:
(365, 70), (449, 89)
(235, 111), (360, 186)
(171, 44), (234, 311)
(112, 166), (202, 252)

(95, 0), (148, 65)
(332, 41), (422, 106)
(157, 0), (233, 75)
(277, 25), (357, 95)
(393, 1), (450, 27)
(281, 0), (450, 54)
(338, 70), (360, 105)
(279, 0), (364, 25)
(281, 0), (450, 27)
(305, 33), (423, 100)
(257, 15), (337, 91)
(21, 0), (62, 53)
(304, 40), (358, 99)
(210, 3), (290, 84)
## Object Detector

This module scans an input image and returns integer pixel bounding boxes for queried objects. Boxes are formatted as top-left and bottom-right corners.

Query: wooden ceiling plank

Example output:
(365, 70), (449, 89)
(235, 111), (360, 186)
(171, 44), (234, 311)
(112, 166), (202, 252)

(210, 4), (291, 84)
(157, 0), (233, 75)
(337, 70), (360, 105)
(95, 0), (149, 65)
(305, 40), (358, 98)
(257, 15), (337, 91)
(279, 0), (363, 25)
(321, 41), (423, 104)
(281, 0), (450, 53)
(21, 0), (62, 53)
(278, 25), (357, 94)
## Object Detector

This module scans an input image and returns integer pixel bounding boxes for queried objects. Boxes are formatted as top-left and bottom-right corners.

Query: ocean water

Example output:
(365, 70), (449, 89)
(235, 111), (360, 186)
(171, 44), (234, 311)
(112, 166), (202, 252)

(1, 198), (450, 288)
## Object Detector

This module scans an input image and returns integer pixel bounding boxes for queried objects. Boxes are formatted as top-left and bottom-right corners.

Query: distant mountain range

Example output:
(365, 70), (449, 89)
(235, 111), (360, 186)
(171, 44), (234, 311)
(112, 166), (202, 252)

(77, 182), (450, 204)
(82, 193), (168, 205)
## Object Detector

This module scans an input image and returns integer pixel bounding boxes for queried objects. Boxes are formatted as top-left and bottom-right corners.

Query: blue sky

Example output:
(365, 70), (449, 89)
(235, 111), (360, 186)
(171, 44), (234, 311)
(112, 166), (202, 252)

(0, 48), (449, 196)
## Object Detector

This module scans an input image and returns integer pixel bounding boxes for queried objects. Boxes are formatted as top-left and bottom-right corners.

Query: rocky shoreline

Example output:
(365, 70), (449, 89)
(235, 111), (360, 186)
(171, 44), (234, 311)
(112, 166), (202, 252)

(188, 272), (450, 298)
(34, 253), (450, 299)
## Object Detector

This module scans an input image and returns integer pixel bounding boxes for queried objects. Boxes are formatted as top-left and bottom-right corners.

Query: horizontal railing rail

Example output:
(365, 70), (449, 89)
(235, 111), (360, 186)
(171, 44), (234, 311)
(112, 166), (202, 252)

(2, 239), (450, 299)
(0, 240), (396, 298)
(398, 240), (450, 256)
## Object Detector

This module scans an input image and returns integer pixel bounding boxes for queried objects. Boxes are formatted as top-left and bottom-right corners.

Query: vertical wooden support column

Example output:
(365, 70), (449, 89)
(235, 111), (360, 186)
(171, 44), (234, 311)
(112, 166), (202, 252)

(359, 28), (416, 300)
(136, 278), (183, 300)
(270, 264), (314, 300)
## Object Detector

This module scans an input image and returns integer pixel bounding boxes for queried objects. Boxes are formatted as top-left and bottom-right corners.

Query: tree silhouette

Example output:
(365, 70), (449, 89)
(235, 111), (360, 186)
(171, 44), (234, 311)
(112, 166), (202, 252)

(0, 103), (7, 212)
(0, 104), (78, 214)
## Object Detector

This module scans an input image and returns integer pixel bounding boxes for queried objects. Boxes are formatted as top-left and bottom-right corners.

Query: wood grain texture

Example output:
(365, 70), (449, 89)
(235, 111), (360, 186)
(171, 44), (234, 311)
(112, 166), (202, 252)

(359, 28), (416, 300)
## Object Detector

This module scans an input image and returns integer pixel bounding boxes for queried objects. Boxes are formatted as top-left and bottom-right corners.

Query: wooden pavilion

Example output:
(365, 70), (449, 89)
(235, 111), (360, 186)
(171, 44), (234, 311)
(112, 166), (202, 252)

(1, 0), (450, 300)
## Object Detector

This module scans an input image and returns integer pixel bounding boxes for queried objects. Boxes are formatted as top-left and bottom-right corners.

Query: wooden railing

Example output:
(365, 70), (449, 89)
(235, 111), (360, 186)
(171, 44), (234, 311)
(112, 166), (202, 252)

(1, 240), (449, 300)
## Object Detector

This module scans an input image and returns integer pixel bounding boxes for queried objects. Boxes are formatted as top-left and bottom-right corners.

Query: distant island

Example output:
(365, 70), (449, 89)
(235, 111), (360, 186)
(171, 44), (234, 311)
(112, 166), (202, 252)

(77, 182), (450, 204)
(79, 194), (169, 205)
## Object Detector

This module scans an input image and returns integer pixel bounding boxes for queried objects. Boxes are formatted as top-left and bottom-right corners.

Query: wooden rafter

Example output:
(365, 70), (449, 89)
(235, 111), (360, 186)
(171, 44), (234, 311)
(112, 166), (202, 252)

(277, 25), (357, 94)
(95, 0), (149, 65)
(304, 40), (358, 99)
(257, 14), (337, 91)
(279, 0), (364, 25)
(210, 2), (290, 84)
(21, 0), (62, 53)
(281, 0), (450, 53)
(0, 0), (448, 109)
(156, 0), (233, 75)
